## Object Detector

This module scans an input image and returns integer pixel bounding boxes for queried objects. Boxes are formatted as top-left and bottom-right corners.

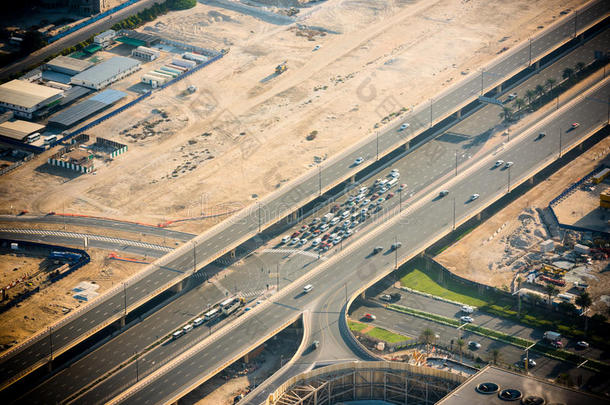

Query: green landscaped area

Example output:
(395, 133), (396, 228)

(398, 267), (487, 308)
(348, 320), (410, 344)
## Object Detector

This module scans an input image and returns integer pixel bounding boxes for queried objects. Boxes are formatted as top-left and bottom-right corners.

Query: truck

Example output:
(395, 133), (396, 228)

(322, 213), (334, 223)
(220, 296), (245, 316)
(543, 331), (562, 345)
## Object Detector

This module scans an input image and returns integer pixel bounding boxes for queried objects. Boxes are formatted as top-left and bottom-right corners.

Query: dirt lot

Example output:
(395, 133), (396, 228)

(436, 138), (610, 307)
(0, 0), (586, 234)
(0, 248), (142, 353)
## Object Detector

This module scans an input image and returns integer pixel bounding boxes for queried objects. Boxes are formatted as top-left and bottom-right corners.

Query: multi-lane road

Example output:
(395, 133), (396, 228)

(115, 78), (610, 404)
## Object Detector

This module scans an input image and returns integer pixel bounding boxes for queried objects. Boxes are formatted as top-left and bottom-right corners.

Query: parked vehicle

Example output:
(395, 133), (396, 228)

(398, 123), (410, 131)
(193, 317), (204, 326)
(183, 324), (193, 333)
(470, 194), (480, 201)
(380, 294), (392, 302)
(576, 341), (589, 349)
(372, 246), (383, 255)
(354, 157), (364, 165)
(364, 313), (376, 320)
(460, 316), (473, 323)
(391, 242), (402, 250)
(468, 341), (481, 350)
(303, 284), (313, 293)
(439, 190), (449, 197)
(204, 308), (220, 321)
(172, 330), (184, 339)
(461, 305), (474, 313)
(281, 235), (290, 244)
(494, 160), (504, 168)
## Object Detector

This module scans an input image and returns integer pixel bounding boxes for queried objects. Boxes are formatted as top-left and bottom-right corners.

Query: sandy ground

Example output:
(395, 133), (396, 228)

(436, 137), (610, 294)
(0, 0), (586, 231)
(553, 178), (610, 233)
(0, 248), (142, 352)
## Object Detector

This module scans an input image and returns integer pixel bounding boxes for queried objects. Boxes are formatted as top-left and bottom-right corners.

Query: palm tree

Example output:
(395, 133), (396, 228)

(562, 67), (574, 81)
(456, 338), (465, 363)
(499, 106), (514, 122)
(514, 98), (526, 112)
(546, 78), (557, 93)
(490, 348), (501, 365)
(545, 284), (559, 305)
(575, 61), (586, 75)
(534, 84), (545, 99)
(420, 328), (435, 353)
(525, 89), (536, 105)
(576, 292), (593, 336)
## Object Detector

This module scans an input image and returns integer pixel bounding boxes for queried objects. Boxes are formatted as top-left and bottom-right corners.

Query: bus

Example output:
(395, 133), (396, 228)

(203, 308), (219, 321)
(26, 133), (40, 143)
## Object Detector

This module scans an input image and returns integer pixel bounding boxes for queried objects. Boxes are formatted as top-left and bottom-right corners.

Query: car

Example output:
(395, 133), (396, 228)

(359, 186), (368, 194)
(439, 189), (449, 197)
(330, 217), (340, 225)
(244, 306), (252, 312)
(576, 341), (590, 349)
(281, 235), (291, 244)
(361, 199), (371, 206)
(468, 341), (481, 350)
(371, 193), (379, 200)
(507, 92), (517, 101)
(390, 292), (401, 301)
(354, 157), (364, 165)
(551, 340), (563, 348)
(377, 197), (385, 204)
(372, 246), (383, 255)
(398, 123), (410, 131)
(350, 220), (359, 228)
(536, 132), (546, 140)
(312, 340), (320, 349)
(300, 224), (310, 232)
(193, 317), (204, 326)
(312, 238), (322, 246)
(391, 242), (402, 250)
(494, 160), (504, 168)
(460, 316), (474, 323)
(386, 192), (394, 199)
(389, 171), (400, 179)
(344, 229), (353, 237)
(470, 194), (480, 201)
(291, 231), (300, 238)
(341, 210), (351, 218)
(526, 358), (536, 367)
(313, 45), (320, 51)
(570, 122), (580, 129)
(303, 284), (313, 293)
(299, 238), (308, 245)
(398, 184), (407, 191)
(504, 161), (514, 168)
(303, 231), (312, 239)
(364, 313), (377, 320)
(461, 305), (474, 313)
(380, 294), (392, 302)
(310, 217), (320, 225)
(290, 238), (300, 245)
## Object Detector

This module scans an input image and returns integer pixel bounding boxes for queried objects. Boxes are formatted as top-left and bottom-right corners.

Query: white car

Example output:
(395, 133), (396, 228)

(576, 341), (590, 349)
(460, 316), (474, 323)
(350, 220), (359, 228)
(311, 237), (322, 246)
(330, 217), (340, 225)
(361, 199), (371, 206)
(494, 160), (504, 167)
(341, 210), (351, 218)
(507, 93), (517, 101)
(313, 45), (320, 51)
(390, 171), (400, 179)
(439, 189), (449, 197)
(505, 161), (514, 168)
(398, 123), (410, 131)
(461, 305), (474, 313)
(290, 238), (300, 245)
(470, 194), (479, 201)
(299, 238), (308, 245)
(359, 186), (368, 194)
(354, 157), (364, 165)
(281, 235), (291, 244)
(468, 341), (481, 349)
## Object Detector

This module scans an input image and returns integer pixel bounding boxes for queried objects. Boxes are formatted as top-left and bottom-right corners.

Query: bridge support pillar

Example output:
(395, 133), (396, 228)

(402, 141), (410, 151)
(476, 212), (481, 221)
(119, 316), (126, 328)
(172, 280), (183, 293)
(529, 177), (534, 185)
(496, 84), (502, 93)
(350, 175), (356, 183)
(48, 361), (53, 372)
(455, 109), (461, 119)
(534, 60), (540, 70)
(230, 248), (236, 259)
(360, 291), (365, 299)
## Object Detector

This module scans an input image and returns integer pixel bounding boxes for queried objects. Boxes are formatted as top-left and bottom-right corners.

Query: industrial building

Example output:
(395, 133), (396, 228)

(131, 46), (160, 61)
(0, 80), (64, 119)
(48, 89), (127, 128)
(0, 120), (45, 143)
(70, 56), (141, 90)
(45, 55), (94, 76)
(94, 29), (116, 47)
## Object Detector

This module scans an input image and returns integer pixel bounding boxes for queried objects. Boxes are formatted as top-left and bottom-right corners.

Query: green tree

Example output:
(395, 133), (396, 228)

(562, 67), (574, 81)
(576, 292), (592, 313)
(545, 284), (559, 305)
(546, 78), (557, 92)
(513, 98), (526, 115)
(490, 348), (501, 365)
(534, 84), (545, 98)
(499, 106), (514, 122)
(456, 338), (465, 363)
(525, 89), (536, 105)
(419, 328), (435, 353)
(575, 61), (586, 74)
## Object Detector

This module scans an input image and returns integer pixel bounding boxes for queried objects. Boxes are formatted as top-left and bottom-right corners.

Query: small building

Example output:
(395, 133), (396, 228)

(172, 58), (196, 70)
(94, 29), (116, 47)
(574, 244), (590, 255)
(131, 46), (160, 61)
(0, 80), (64, 119)
(182, 52), (207, 63)
(45, 55), (94, 76)
(539, 239), (554, 253)
(70, 56), (141, 90)
(48, 148), (94, 173)
(141, 74), (170, 88)
(0, 120), (45, 143)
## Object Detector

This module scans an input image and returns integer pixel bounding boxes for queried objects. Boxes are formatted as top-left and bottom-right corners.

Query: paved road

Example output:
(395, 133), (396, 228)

(0, 229), (171, 258)
(1, 3), (606, 392)
(117, 80), (610, 404)
(9, 27), (610, 402)
(0, 215), (194, 242)
(0, 0), (161, 80)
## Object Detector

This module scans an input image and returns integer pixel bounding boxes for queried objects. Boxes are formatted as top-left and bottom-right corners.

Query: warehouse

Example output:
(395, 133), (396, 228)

(45, 56), (94, 76)
(48, 89), (127, 128)
(131, 46), (160, 61)
(0, 80), (64, 119)
(70, 56), (141, 90)
(0, 120), (45, 143)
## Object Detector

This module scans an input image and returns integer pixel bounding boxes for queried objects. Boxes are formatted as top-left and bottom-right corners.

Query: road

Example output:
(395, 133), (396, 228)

(8, 25), (610, 402)
(115, 80), (609, 404)
(0, 215), (194, 242)
(0, 0), (162, 80)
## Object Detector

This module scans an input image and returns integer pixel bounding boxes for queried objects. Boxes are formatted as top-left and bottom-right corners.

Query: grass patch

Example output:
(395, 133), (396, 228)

(398, 268), (487, 308)
(348, 320), (368, 332)
(367, 327), (411, 344)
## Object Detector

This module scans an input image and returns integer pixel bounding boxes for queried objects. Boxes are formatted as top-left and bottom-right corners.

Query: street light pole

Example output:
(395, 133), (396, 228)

(276, 263), (280, 291)
(452, 197), (456, 230)
(49, 327), (53, 360)
(528, 38), (532, 67)
(507, 166), (511, 193)
(399, 189), (402, 211)
(394, 236), (399, 270)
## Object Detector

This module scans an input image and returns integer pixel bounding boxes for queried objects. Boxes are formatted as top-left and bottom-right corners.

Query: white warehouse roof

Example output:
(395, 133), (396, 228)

(70, 56), (140, 88)
(0, 80), (63, 109)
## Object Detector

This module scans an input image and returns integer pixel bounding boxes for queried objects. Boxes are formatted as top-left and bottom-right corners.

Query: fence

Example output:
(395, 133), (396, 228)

(46, 0), (140, 43)
(0, 152), (35, 176)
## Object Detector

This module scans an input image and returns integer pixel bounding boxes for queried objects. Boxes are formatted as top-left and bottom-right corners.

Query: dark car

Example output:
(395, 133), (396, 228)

(390, 292), (402, 301)
(372, 246), (383, 255)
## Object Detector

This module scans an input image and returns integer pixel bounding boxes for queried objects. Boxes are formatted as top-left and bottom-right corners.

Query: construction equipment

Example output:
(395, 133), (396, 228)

(275, 61), (287, 75)
(541, 263), (566, 277)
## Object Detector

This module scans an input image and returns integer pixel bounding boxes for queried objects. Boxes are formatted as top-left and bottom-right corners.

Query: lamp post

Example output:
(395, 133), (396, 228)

(507, 166), (511, 193)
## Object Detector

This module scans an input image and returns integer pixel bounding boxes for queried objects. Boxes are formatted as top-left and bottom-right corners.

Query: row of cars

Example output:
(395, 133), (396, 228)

(281, 169), (405, 252)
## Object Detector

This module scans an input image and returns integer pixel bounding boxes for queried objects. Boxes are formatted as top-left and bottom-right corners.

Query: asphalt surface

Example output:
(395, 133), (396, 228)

(0, 0), (162, 80)
(117, 80), (610, 404)
(0, 215), (194, 242)
(8, 25), (610, 402)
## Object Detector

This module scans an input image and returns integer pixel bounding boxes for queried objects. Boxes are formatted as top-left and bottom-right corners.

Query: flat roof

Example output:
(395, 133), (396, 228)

(48, 89), (126, 128)
(116, 37), (146, 47)
(46, 55), (94, 74)
(437, 366), (607, 405)
(71, 56), (140, 87)
(0, 120), (45, 140)
(0, 80), (63, 109)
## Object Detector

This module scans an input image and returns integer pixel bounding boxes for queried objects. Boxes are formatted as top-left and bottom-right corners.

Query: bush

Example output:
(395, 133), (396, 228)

(167, 0), (196, 10)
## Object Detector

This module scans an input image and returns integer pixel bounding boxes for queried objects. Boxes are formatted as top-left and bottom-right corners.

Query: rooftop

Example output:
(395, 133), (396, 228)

(0, 80), (63, 109)
(46, 55), (94, 74)
(0, 120), (45, 140)
(437, 366), (607, 405)
(70, 57), (140, 87)
(48, 89), (126, 128)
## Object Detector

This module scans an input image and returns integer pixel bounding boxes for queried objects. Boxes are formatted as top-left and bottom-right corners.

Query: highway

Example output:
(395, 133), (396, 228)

(0, 215), (194, 242)
(0, 0), (162, 80)
(115, 79), (609, 404)
(8, 25), (610, 402)
(3, 3), (604, 385)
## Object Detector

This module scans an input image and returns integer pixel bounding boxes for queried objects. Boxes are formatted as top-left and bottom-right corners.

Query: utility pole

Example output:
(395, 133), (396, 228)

(452, 197), (456, 230)
(49, 327), (53, 360)
(528, 38), (532, 67)
(394, 236), (399, 270)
